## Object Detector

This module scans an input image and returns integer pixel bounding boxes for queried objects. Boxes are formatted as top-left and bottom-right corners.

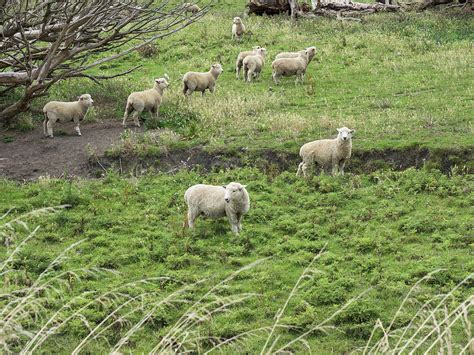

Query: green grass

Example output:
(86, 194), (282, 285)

(2, 2), (473, 353)
(1, 168), (473, 352)
(37, 3), (474, 155)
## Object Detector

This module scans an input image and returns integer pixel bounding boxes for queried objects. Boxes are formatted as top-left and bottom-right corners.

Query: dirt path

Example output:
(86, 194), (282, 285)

(0, 120), (142, 181)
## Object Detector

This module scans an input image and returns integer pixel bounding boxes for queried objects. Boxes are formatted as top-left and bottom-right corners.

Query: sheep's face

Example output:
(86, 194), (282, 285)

(155, 78), (170, 90)
(306, 46), (317, 58)
(79, 94), (93, 107)
(337, 127), (355, 142)
(233, 17), (242, 24)
(223, 182), (247, 204)
(257, 48), (267, 57)
(211, 64), (223, 74)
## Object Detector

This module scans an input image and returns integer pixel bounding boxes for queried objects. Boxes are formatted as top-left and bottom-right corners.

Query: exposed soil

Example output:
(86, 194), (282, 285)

(0, 121), (472, 181)
(0, 120), (143, 181)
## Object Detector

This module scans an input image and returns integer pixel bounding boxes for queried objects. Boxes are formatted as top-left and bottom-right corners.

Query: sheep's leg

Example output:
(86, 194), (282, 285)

(272, 72), (280, 84)
(237, 215), (243, 232)
(46, 120), (54, 138)
(227, 213), (240, 234)
(187, 209), (197, 229)
(209, 84), (215, 93)
(123, 104), (132, 127)
(74, 117), (81, 136)
(296, 162), (304, 176)
(132, 111), (140, 127)
(338, 159), (346, 176)
(301, 163), (309, 177)
(236, 63), (241, 79)
(331, 162), (338, 176)
(43, 117), (47, 136)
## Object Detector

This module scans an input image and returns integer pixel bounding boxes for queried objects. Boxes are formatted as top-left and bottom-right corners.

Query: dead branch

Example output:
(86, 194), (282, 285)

(0, 0), (210, 124)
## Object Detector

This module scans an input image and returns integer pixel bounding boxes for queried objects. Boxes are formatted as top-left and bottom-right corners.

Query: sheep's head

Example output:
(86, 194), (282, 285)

(79, 94), (93, 107)
(155, 77), (170, 90)
(306, 46), (317, 60)
(252, 45), (262, 51)
(223, 182), (247, 204)
(257, 47), (267, 57)
(337, 127), (355, 142)
(211, 63), (223, 75)
(233, 17), (242, 24)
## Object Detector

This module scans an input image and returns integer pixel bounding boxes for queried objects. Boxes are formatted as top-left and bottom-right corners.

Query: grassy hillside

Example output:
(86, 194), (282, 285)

(1, 168), (473, 353)
(1, 1), (473, 353)
(38, 2), (474, 155)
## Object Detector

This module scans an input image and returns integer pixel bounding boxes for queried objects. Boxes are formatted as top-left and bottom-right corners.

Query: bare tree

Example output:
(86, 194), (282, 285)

(0, 0), (208, 124)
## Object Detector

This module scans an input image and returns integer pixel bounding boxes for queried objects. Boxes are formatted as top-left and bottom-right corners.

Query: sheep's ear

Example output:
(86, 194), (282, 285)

(337, 128), (341, 133)
(241, 185), (247, 188)
(222, 185), (226, 189)
(164, 74), (170, 81)
(350, 129), (355, 133)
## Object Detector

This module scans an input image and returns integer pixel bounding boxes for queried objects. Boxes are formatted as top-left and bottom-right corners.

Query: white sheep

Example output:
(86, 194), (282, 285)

(271, 49), (310, 84)
(297, 127), (355, 177)
(242, 47), (267, 82)
(275, 46), (317, 63)
(232, 17), (245, 41)
(235, 46), (261, 79)
(42, 94), (94, 138)
(182, 64), (223, 97)
(184, 182), (250, 234)
(182, 2), (201, 14)
(122, 77), (169, 127)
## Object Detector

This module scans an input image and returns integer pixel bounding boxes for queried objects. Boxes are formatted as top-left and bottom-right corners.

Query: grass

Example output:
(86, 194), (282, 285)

(29, 3), (473, 156)
(1, 168), (472, 352)
(1, 1), (473, 353)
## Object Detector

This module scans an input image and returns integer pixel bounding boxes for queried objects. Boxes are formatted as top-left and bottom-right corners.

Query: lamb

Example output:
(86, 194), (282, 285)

(122, 77), (169, 127)
(182, 64), (223, 97)
(242, 47), (267, 82)
(296, 127), (355, 177)
(271, 49), (310, 84)
(182, 2), (200, 14)
(275, 46), (317, 63)
(42, 94), (94, 138)
(184, 182), (250, 235)
(232, 17), (245, 41)
(235, 46), (261, 79)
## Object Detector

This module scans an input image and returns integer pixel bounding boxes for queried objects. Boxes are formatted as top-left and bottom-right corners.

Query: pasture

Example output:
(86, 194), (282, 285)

(0, 0), (473, 353)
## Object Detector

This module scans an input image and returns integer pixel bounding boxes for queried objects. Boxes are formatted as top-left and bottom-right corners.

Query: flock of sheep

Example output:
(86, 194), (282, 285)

(40, 13), (355, 235)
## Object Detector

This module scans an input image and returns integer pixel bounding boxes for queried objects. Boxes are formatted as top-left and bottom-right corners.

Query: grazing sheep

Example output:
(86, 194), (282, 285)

(42, 94), (94, 138)
(184, 182), (250, 235)
(182, 2), (201, 14)
(235, 45), (261, 79)
(275, 46), (317, 63)
(272, 49), (311, 84)
(232, 17), (245, 41)
(242, 47), (267, 82)
(122, 77), (169, 127)
(182, 63), (223, 97)
(297, 127), (355, 177)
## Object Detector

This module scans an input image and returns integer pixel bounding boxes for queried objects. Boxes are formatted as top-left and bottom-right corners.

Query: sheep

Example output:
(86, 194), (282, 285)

(271, 49), (310, 84)
(296, 127), (355, 177)
(122, 77), (169, 128)
(232, 17), (245, 41)
(42, 94), (94, 138)
(182, 64), (223, 97)
(182, 2), (201, 14)
(235, 45), (261, 79)
(275, 46), (317, 63)
(184, 182), (250, 235)
(242, 47), (267, 82)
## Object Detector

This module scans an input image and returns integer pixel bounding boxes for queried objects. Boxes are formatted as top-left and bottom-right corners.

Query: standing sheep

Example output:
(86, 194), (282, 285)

(42, 94), (94, 138)
(243, 47), (267, 82)
(296, 127), (355, 177)
(184, 182), (250, 235)
(122, 77), (169, 128)
(181, 2), (201, 14)
(272, 49), (311, 84)
(235, 46), (261, 79)
(182, 64), (223, 97)
(275, 46), (317, 63)
(232, 17), (245, 41)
